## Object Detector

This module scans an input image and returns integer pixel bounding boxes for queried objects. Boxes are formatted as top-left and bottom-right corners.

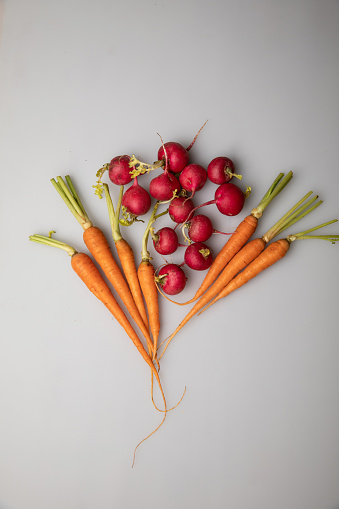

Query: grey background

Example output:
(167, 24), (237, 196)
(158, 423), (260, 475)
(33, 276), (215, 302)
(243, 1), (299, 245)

(1, 0), (339, 508)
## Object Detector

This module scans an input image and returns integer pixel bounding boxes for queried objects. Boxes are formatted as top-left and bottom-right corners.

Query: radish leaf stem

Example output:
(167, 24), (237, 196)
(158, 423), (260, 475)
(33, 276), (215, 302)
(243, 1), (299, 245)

(141, 201), (160, 261)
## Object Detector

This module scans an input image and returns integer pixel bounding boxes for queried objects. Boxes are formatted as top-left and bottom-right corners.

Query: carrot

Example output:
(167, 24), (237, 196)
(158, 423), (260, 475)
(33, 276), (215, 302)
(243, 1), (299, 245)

(29, 233), (167, 465)
(137, 200), (168, 360)
(199, 220), (339, 314)
(158, 190), (323, 358)
(159, 171), (294, 307)
(51, 175), (154, 356)
(102, 183), (149, 331)
(97, 179), (185, 412)
(139, 260), (159, 355)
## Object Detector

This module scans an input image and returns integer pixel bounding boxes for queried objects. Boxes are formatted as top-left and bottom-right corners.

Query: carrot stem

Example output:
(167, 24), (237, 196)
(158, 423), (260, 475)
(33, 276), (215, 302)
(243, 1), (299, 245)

(275, 199), (322, 236)
(51, 176), (92, 229)
(286, 219), (339, 242)
(103, 184), (123, 242)
(290, 235), (339, 242)
(65, 175), (88, 219)
(263, 191), (321, 242)
(51, 179), (83, 224)
(56, 177), (85, 218)
(29, 234), (76, 256)
(251, 171), (293, 218)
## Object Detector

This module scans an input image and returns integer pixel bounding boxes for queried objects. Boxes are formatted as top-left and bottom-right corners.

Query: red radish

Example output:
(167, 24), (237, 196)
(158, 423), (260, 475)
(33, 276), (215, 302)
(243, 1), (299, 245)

(168, 196), (195, 224)
(149, 170), (181, 201)
(207, 156), (241, 185)
(157, 264), (187, 295)
(152, 227), (179, 255)
(158, 142), (189, 173)
(121, 177), (151, 217)
(183, 214), (231, 243)
(156, 121), (208, 173)
(108, 155), (133, 185)
(179, 164), (207, 198)
(185, 182), (247, 219)
(214, 183), (246, 215)
(184, 242), (213, 271)
(185, 214), (214, 243)
(128, 123), (208, 178)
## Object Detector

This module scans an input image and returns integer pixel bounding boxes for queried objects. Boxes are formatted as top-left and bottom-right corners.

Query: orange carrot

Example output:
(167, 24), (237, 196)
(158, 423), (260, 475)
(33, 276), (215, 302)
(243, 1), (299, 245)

(187, 171), (293, 301)
(204, 239), (290, 308)
(188, 214), (258, 298)
(160, 171), (293, 307)
(200, 220), (339, 314)
(158, 191), (323, 358)
(51, 175), (154, 356)
(138, 259), (159, 358)
(102, 183), (149, 331)
(116, 238), (149, 326)
(29, 233), (167, 465)
(137, 201), (168, 360)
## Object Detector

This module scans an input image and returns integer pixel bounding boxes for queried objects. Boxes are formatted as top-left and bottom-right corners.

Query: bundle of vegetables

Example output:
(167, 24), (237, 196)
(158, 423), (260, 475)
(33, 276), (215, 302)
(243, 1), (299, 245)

(30, 124), (339, 465)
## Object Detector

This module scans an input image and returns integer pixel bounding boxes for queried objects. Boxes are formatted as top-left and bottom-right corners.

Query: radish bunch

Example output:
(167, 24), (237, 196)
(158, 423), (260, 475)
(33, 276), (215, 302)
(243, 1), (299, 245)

(96, 124), (249, 295)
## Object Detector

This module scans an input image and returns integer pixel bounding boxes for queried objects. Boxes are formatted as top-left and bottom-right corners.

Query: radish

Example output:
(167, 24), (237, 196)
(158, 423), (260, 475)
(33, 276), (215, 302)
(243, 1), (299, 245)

(179, 164), (207, 199)
(183, 214), (232, 243)
(121, 177), (151, 218)
(157, 121), (208, 173)
(157, 264), (187, 295)
(149, 169), (181, 201)
(184, 242), (213, 271)
(158, 142), (189, 174)
(152, 227), (179, 255)
(108, 155), (133, 185)
(186, 182), (249, 219)
(168, 196), (195, 224)
(213, 182), (246, 215)
(94, 155), (134, 197)
(183, 214), (229, 243)
(207, 156), (242, 185)
(184, 214), (214, 243)
(129, 121), (208, 177)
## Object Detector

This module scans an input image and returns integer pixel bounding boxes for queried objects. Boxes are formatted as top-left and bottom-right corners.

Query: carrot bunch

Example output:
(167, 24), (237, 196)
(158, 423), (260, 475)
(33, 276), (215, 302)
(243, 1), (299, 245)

(158, 190), (338, 357)
(31, 177), (171, 466)
(30, 125), (339, 466)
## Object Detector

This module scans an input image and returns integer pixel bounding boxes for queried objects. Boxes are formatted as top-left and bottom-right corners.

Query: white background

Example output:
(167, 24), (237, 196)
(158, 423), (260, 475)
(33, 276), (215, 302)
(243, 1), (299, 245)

(1, 1), (339, 508)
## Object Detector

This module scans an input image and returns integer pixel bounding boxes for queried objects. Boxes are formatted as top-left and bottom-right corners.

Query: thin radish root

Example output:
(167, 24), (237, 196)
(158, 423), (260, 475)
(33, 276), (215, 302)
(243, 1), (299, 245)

(186, 120), (208, 151)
